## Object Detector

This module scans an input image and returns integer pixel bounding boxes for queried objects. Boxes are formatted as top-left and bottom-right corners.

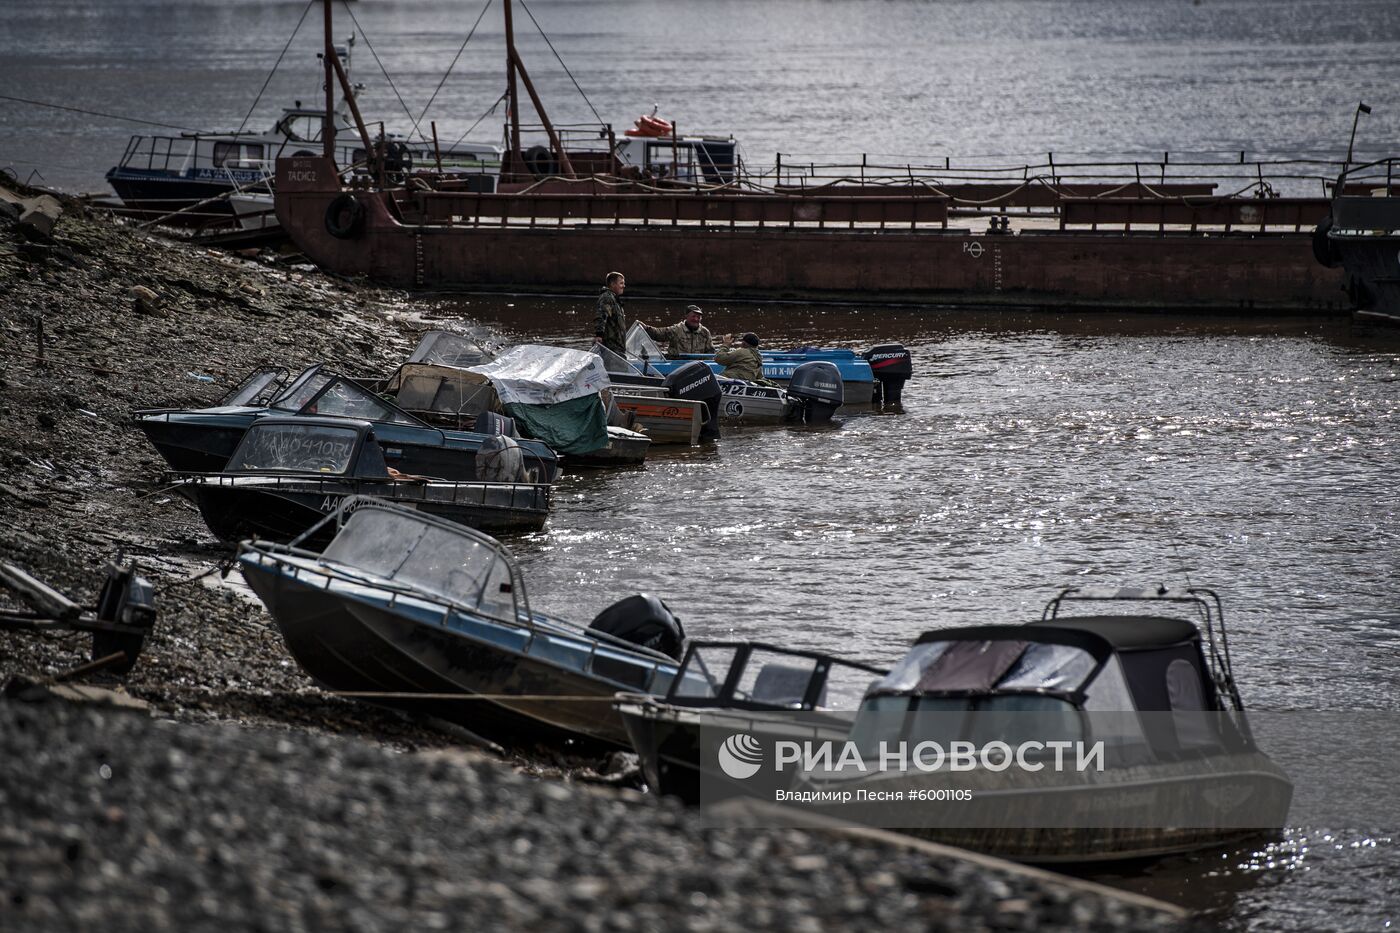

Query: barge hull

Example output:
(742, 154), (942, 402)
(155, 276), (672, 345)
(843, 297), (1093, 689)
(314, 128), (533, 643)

(279, 158), (1343, 311)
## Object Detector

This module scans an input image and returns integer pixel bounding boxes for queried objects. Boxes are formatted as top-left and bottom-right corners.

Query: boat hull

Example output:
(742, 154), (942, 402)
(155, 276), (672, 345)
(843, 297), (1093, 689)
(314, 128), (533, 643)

(240, 559), (654, 748)
(1326, 198), (1400, 325)
(277, 156), (1343, 311)
(177, 476), (550, 544)
(612, 394), (706, 445)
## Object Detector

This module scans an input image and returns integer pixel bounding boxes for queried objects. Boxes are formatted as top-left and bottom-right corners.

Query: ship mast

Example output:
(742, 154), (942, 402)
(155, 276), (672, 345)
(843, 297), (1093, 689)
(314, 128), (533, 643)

(503, 0), (574, 178)
(319, 0), (380, 181)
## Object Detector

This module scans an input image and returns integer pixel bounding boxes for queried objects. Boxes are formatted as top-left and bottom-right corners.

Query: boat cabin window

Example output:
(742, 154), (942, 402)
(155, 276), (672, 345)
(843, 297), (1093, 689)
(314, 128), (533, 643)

(408, 331), (496, 368)
(998, 643), (1098, 692)
(671, 644), (739, 700)
(271, 369), (333, 412)
(321, 508), (522, 623)
(280, 114), (324, 143)
(219, 367), (288, 407)
(392, 367), (495, 420)
(229, 423), (358, 474)
(732, 650), (820, 707)
(305, 379), (420, 425)
(212, 142), (265, 168)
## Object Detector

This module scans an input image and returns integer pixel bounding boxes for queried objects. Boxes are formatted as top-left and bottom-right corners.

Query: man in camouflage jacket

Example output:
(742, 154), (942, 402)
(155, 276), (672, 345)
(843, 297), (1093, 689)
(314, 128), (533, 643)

(593, 271), (628, 356)
(641, 305), (715, 356)
(714, 332), (766, 382)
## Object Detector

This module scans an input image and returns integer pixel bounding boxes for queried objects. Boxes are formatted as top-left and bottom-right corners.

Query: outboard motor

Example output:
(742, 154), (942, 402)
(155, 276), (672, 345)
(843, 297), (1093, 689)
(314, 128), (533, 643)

(863, 344), (912, 406)
(663, 360), (722, 440)
(476, 434), (525, 483)
(588, 594), (686, 661)
(474, 410), (519, 438)
(787, 361), (844, 424)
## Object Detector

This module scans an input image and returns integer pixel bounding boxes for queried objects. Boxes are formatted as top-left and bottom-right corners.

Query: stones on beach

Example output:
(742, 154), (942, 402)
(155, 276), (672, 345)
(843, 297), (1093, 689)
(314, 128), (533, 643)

(128, 285), (163, 316)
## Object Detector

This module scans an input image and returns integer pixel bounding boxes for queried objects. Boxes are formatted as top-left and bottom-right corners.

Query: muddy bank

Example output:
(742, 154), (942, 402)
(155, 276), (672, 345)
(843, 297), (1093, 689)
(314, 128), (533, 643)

(0, 182), (1189, 930)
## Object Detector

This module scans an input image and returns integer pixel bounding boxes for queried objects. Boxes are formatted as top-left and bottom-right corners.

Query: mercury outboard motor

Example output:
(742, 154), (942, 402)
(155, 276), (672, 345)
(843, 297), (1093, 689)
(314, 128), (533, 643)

(474, 410), (519, 438)
(663, 360), (722, 440)
(588, 594), (686, 661)
(863, 344), (912, 406)
(787, 361), (844, 423)
(476, 434), (525, 483)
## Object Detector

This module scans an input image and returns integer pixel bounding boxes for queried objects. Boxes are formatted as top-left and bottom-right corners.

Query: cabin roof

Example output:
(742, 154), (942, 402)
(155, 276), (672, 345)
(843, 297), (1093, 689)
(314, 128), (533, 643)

(1027, 614), (1201, 651)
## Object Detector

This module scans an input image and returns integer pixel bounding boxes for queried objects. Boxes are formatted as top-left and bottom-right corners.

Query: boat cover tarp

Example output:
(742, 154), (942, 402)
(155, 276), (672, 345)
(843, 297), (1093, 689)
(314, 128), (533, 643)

(504, 395), (609, 454)
(468, 345), (611, 407)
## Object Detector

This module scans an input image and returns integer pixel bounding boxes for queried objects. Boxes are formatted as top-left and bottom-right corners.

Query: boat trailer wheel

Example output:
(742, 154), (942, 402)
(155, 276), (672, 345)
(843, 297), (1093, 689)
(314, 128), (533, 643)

(325, 193), (366, 239)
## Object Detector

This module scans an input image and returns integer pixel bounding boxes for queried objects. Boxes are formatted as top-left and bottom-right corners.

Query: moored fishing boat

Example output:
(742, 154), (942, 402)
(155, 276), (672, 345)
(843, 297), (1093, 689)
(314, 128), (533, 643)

(134, 363), (561, 482)
(238, 498), (687, 748)
(791, 586), (1293, 863)
(172, 417), (550, 544)
(1317, 156), (1400, 325)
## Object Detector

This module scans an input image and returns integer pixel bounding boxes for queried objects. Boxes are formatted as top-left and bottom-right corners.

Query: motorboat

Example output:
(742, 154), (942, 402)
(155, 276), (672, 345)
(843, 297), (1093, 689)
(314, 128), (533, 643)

(792, 586), (1293, 863)
(615, 641), (887, 805)
(382, 342), (651, 467)
(172, 417), (550, 544)
(592, 344), (712, 445)
(134, 363), (561, 482)
(238, 498), (686, 748)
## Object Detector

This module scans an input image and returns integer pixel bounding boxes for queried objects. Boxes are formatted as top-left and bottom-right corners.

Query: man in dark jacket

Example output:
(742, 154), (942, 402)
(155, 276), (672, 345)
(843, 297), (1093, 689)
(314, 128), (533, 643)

(593, 271), (627, 356)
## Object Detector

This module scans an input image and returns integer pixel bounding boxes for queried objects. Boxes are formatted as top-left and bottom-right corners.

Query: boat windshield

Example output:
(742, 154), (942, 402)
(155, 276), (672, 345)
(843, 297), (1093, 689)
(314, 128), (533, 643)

(668, 643), (883, 710)
(219, 367), (288, 407)
(228, 422), (359, 474)
(591, 343), (646, 377)
(274, 371), (420, 425)
(320, 507), (522, 622)
(874, 640), (1098, 697)
(408, 330), (498, 368)
(625, 323), (669, 366)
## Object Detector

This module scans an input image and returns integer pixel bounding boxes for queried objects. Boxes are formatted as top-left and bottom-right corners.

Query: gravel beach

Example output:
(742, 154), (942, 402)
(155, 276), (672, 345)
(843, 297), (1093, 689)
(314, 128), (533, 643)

(0, 180), (1192, 931)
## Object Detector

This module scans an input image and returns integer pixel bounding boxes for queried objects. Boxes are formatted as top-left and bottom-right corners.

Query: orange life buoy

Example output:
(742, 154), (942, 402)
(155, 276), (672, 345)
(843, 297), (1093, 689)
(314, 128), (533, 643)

(625, 114), (674, 138)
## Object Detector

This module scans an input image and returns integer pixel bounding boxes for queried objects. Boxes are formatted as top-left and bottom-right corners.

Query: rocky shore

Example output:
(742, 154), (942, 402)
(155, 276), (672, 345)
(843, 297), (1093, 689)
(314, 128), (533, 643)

(0, 180), (1192, 931)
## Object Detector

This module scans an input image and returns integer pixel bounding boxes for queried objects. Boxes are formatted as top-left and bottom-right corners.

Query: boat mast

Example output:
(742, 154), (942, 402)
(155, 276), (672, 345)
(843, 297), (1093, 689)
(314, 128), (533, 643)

(322, 0), (336, 160)
(503, 0), (574, 178)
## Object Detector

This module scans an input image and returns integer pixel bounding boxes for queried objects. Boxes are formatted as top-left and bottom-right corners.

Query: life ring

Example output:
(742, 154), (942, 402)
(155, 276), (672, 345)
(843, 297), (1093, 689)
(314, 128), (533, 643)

(324, 193), (366, 239)
(523, 145), (559, 178)
(625, 114), (673, 138)
(1311, 213), (1341, 268)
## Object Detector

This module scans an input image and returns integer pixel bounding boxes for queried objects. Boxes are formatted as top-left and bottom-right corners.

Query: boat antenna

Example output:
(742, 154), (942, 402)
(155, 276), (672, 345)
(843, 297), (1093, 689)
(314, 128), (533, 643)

(1167, 528), (1193, 590)
(233, 0), (315, 138)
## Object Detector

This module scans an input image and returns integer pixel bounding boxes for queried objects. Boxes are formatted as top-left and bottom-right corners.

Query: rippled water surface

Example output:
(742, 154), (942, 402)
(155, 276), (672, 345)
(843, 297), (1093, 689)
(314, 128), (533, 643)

(5, 0), (1400, 926)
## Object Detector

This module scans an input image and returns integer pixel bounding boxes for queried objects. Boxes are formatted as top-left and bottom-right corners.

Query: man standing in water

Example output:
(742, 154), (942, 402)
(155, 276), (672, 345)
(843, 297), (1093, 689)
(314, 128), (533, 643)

(640, 305), (715, 356)
(593, 271), (627, 356)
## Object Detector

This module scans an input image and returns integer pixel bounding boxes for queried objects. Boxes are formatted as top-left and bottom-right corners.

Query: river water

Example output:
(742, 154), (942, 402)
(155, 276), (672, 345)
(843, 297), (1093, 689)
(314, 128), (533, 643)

(5, 0), (1400, 927)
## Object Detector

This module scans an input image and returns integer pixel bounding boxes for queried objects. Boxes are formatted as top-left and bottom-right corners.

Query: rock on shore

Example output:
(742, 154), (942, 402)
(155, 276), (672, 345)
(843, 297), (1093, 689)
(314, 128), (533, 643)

(0, 180), (1190, 931)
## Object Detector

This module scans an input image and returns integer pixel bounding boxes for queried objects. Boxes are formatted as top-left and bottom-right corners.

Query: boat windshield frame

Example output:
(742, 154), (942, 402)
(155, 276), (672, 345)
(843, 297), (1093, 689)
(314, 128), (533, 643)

(271, 365), (430, 428)
(665, 640), (886, 711)
(219, 366), (290, 407)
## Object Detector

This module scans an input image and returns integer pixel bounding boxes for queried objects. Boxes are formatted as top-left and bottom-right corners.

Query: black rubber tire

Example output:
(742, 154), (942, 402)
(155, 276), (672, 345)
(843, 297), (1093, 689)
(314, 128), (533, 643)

(1312, 213), (1342, 268)
(523, 145), (559, 178)
(324, 193), (366, 239)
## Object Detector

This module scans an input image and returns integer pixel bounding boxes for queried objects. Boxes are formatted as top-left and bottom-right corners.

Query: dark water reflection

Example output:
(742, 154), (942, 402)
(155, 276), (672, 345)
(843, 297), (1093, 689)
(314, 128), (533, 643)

(449, 295), (1400, 930)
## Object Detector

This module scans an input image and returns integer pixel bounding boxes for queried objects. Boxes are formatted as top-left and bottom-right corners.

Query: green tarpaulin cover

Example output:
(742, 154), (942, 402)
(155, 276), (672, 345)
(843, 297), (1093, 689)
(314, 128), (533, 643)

(504, 395), (609, 455)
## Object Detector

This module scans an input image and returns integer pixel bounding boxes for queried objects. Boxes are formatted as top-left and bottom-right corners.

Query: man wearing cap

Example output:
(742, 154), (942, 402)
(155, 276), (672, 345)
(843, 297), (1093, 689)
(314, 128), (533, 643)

(640, 305), (715, 357)
(714, 332), (765, 382)
(593, 271), (628, 356)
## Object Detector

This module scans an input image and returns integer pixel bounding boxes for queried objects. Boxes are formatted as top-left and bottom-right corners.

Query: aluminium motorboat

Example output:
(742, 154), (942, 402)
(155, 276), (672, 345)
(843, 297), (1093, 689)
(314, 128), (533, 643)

(615, 640), (887, 805)
(134, 363), (560, 482)
(238, 498), (686, 748)
(172, 417), (550, 544)
(792, 586), (1293, 864)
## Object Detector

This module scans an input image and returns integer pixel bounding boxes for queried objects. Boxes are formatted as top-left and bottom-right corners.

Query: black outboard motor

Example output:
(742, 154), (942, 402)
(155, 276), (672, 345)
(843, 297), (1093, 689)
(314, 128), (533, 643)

(787, 361), (844, 423)
(91, 563), (157, 675)
(863, 344), (912, 406)
(588, 594), (686, 661)
(476, 434), (525, 483)
(663, 360), (722, 440)
(474, 411), (519, 438)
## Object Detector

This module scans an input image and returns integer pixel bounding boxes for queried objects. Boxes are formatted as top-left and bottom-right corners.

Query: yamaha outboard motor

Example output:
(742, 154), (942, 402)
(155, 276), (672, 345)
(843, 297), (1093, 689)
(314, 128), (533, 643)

(474, 410), (519, 438)
(863, 344), (912, 406)
(588, 594), (686, 661)
(787, 361), (844, 423)
(663, 360), (722, 440)
(476, 434), (525, 483)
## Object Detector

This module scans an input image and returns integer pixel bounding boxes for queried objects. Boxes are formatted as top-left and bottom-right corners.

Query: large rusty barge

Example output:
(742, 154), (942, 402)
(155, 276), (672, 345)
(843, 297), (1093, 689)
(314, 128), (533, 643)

(273, 0), (1346, 312)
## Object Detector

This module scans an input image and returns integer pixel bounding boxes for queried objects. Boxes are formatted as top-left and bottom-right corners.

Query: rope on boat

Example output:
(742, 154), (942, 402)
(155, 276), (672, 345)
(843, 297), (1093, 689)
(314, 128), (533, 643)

(332, 690), (626, 703)
(415, 0), (495, 133)
(0, 93), (205, 134)
(338, 0), (426, 144)
(518, 0), (606, 127)
(233, 0), (317, 139)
